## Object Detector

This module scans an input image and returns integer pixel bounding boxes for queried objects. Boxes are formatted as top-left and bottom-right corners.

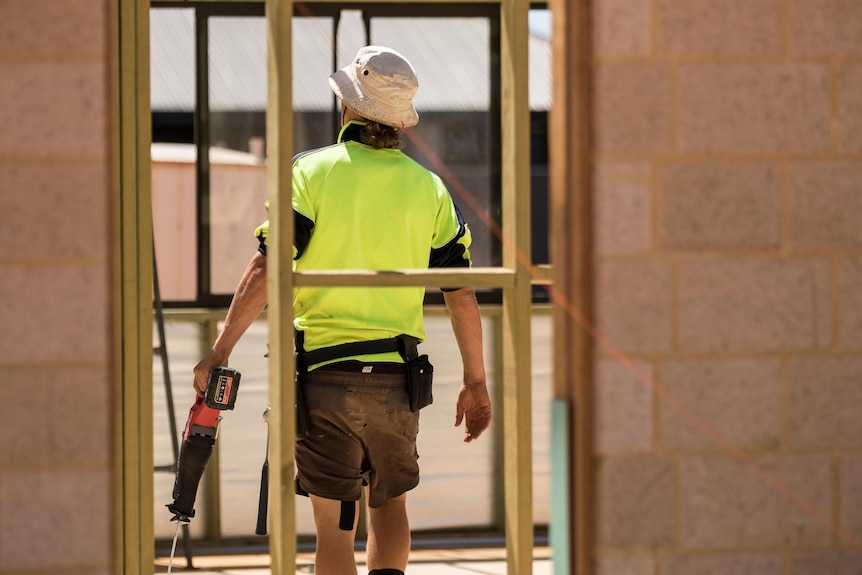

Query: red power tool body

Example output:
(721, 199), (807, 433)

(167, 366), (241, 521)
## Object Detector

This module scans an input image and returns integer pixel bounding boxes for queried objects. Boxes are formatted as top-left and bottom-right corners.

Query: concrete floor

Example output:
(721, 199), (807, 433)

(155, 547), (554, 575)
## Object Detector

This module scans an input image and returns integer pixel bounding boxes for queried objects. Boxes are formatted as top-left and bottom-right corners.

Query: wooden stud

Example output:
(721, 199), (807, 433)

(117, 1), (155, 573)
(265, 1), (298, 573)
(201, 319), (223, 541)
(548, 0), (594, 574)
(501, 0), (533, 573)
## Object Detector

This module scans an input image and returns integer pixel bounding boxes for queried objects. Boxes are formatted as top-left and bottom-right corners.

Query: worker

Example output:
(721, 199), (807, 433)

(193, 45), (492, 575)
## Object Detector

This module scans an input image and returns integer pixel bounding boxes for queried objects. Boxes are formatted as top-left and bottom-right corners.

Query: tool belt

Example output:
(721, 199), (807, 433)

(295, 332), (434, 417)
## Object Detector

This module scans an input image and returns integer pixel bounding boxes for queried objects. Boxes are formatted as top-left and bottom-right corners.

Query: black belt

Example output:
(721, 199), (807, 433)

(295, 331), (419, 372)
(315, 361), (406, 373)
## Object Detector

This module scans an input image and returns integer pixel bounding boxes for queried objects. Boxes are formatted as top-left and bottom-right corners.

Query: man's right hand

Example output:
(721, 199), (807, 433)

(193, 349), (229, 397)
(192, 251), (269, 396)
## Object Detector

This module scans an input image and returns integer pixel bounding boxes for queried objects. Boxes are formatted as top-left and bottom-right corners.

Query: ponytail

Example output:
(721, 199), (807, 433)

(359, 122), (403, 149)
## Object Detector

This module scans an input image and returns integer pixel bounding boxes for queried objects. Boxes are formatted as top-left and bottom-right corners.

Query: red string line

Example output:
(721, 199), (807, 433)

(292, 1), (860, 549)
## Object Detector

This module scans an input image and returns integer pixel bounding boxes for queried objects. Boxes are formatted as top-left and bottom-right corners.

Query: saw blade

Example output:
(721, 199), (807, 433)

(166, 520), (181, 575)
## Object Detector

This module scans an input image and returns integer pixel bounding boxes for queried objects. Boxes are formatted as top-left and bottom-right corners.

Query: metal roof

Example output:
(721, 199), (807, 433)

(150, 9), (551, 113)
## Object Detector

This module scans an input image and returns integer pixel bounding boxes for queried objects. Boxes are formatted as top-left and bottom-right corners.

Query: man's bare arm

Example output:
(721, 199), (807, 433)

(193, 252), (268, 395)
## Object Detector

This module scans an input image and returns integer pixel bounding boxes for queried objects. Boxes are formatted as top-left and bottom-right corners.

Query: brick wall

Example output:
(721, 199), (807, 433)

(0, 1), (113, 574)
(591, 1), (862, 573)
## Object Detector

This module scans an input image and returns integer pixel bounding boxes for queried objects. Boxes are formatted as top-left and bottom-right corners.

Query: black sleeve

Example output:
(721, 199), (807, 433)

(429, 203), (470, 269)
(256, 211), (315, 259)
(429, 204), (470, 292)
(294, 210), (315, 260)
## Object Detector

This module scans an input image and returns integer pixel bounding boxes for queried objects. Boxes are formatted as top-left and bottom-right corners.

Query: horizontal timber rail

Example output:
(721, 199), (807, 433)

(293, 266), (517, 288)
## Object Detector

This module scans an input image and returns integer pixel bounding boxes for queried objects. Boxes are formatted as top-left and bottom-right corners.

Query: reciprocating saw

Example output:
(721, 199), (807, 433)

(167, 366), (241, 521)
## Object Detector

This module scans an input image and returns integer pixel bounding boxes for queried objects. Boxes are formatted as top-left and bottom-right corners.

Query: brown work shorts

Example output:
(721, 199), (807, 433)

(295, 364), (420, 508)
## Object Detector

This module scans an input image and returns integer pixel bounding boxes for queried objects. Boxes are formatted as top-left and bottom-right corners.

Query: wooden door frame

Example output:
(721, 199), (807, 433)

(115, 1), (539, 572)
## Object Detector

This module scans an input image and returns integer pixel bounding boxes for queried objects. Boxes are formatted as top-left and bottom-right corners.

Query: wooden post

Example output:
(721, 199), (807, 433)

(501, 0), (534, 572)
(265, 1), (297, 573)
(201, 318), (222, 542)
(548, 1), (594, 574)
(116, 0), (155, 573)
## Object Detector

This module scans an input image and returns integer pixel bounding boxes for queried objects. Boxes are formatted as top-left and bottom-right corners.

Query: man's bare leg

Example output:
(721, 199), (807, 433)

(309, 494), (359, 575)
(366, 492), (410, 573)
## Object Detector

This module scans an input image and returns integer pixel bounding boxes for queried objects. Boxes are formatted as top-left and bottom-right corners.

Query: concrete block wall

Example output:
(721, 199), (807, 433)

(591, 0), (862, 573)
(0, 1), (114, 574)
(2, 1), (860, 573)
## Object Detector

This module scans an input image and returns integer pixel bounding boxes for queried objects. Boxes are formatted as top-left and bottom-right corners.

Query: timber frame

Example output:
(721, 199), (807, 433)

(115, 0), (558, 574)
(115, 2), (155, 574)
(548, 2), (594, 575)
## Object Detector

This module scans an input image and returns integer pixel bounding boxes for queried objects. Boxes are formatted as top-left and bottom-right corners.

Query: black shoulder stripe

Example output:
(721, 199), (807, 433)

(294, 210), (315, 260)
(429, 222), (469, 269)
(429, 202), (469, 268)
(429, 240), (469, 269)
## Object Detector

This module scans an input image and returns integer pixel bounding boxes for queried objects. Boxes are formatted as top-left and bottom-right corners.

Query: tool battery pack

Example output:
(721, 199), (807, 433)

(203, 366), (241, 410)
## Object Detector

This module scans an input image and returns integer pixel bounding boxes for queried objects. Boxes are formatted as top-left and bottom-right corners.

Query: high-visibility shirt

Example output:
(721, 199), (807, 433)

(254, 120), (472, 366)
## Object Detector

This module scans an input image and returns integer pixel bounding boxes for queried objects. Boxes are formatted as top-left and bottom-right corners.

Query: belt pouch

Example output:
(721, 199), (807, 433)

(295, 381), (311, 438)
(294, 361), (311, 438)
(406, 354), (434, 412)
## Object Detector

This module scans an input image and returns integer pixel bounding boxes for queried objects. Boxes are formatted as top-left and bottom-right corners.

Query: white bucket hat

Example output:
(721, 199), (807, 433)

(329, 46), (419, 129)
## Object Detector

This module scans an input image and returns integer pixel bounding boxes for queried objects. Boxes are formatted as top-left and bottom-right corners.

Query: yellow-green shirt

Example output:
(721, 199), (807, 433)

(255, 121), (472, 364)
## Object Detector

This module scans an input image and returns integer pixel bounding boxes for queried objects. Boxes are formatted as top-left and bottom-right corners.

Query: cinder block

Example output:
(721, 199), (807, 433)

(0, 265), (110, 364)
(595, 162), (652, 182)
(0, 0), (106, 55)
(678, 258), (832, 352)
(680, 454), (833, 549)
(790, 162), (862, 251)
(0, 163), (109, 261)
(594, 164), (652, 255)
(789, 551), (862, 575)
(659, 358), (783, 452)
(0, 61), (107, 159)
(0, 469), (111, 570)
(788, 356), (862, 449)
(593, 0), (652, 56)
(838, 62), (862, 153)
(840, 258), (862, 349)
(660, 0), (782, 55)
(596, 554), (654, 575)
(840, 453), (862, 542)
(677, 63), (831, 154)
(788, 0), (862, 55)
(662, 552), (782, 575)
(596, 455), (676, 548)
(595, 359), (654, 453)
(0, 367), (110, 467)
(595, 64), (672, 155)
(596, 259), (673, 353)
(660, 162), (782, 251)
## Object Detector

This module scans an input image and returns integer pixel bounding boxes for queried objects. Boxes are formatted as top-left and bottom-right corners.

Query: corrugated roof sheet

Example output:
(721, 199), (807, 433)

(150, 8), (551, 113)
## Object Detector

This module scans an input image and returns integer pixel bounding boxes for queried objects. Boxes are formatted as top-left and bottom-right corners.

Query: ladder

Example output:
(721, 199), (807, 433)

(153, 243), (195, 568)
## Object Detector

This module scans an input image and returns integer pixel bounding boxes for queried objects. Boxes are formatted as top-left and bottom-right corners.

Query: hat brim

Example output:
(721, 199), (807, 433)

(329, 69), (419, 129)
